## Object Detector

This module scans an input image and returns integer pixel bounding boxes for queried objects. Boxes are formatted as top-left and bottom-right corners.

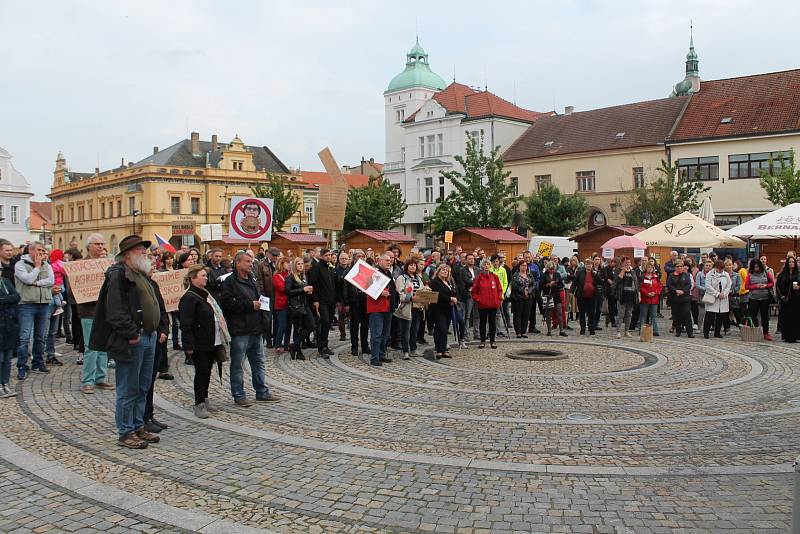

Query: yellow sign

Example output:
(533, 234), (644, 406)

(444, 231), (453, 244)
(537, 241), (554, 258)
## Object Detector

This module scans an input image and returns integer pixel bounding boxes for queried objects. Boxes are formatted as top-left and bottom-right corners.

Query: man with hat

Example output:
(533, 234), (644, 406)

(89, 235), (162, 449)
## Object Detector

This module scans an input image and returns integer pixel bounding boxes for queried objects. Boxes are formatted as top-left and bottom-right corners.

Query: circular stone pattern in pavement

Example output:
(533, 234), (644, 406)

(506, 348), (568, 361)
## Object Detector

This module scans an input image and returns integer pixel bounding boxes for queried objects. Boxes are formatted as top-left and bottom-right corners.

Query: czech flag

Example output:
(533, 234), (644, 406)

(154, 233), (176, 253)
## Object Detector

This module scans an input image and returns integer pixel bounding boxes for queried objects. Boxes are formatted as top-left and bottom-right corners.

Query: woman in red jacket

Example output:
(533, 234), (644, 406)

(272, 257), (290, 353)
(471, 259), (503, 349)
(639, 262), (662, 337)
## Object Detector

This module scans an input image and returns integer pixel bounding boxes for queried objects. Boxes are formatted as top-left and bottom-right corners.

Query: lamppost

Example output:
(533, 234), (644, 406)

(132, 209), (140, 234)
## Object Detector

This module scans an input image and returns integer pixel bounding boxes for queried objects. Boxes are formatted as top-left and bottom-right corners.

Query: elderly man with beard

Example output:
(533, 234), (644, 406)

(89, 235), (162, 449)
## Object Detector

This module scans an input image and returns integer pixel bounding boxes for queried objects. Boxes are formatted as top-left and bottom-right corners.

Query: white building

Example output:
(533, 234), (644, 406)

(0, 147), (33, 245)
(384, 39), (548, 245)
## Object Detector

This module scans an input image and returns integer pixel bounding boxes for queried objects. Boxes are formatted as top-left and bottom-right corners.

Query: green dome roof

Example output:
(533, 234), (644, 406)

(386, 38), (446, 93)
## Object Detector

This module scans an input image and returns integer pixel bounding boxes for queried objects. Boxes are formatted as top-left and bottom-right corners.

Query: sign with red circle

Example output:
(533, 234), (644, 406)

(228, 196), (274, 241)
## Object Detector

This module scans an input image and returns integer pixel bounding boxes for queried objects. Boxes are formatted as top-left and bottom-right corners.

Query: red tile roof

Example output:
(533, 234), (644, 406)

(29, 202), (52, 227)
(273, 232), (328, 244)
(298, 171), (370, 188)
(456, 228), (529, 242)
(406, 82), (549, 124)
(504, 97), (689, 162)
(669, 69), (800, 142)
(340, 229), (417, 243)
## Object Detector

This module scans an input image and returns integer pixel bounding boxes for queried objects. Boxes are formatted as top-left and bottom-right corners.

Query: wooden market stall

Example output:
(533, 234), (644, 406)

(756, 238), (798, 270)
(339, 230), (416, 258)
(572, 225), (671, 267)
(452, 228), (529, 259)
(218, 232), (328, 259)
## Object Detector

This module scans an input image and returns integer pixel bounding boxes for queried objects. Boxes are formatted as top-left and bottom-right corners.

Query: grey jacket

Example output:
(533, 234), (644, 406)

(14, 255), (54, 304)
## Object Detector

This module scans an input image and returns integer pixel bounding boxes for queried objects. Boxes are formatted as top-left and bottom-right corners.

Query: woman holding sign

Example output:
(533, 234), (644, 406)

(178, 265), (231, 419)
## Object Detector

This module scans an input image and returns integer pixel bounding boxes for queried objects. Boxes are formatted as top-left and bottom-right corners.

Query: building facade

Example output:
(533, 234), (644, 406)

(384, 40), (547, 245)
(29, 201), (52, 247)
(0, 147), (34, 245)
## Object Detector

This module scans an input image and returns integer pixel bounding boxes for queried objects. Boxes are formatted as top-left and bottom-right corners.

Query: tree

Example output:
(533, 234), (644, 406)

(343, 175), (407, 232)
(760, 150), (800, 206)
(624, 160), (710, 226)
(250, 173), (302, 233)
(426, 133), (516, 236)
(523, 185), (588, 236)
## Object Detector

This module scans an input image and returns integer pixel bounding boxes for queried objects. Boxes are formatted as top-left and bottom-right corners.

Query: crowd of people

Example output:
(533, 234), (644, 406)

(1, 233), (798, 450)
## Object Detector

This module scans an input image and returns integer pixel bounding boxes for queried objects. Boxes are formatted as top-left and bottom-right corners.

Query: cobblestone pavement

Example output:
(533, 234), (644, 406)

(0, 317), (795, 532)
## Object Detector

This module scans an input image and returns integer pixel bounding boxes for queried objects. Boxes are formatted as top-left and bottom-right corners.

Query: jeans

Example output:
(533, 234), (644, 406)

(229, 335), (268, 400)
(16, 303), (50, 371)
(274, 309), (289, 349)
(80, 318), (108, 386)
(409, 308), (423, 353)
(169, 311), (181, 348)
(748, 298), (771, 335)
(617, 302), (635, 334)
(464, 297), (476, 338)
(639, 303), (659, 334)
(368, 311), (392, 364)
(454, 304), (466, 342)
(577, 297), (596, 333)
(397, 317), (411, 353)
(63, 301), (73, 340)
(144, 339), (164, 421)
(262, 310), (273, 346)
(114, 332), (155, 437)
(592, 293), (604, 330)
(0, 348), (12, 385)
(479, 308), (497, 343)
(45, 303), (59, 357)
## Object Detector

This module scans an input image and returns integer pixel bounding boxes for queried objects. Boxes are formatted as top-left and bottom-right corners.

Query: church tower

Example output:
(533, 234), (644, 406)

(671, 27), (701, 97)
(384, 38), (446, 169)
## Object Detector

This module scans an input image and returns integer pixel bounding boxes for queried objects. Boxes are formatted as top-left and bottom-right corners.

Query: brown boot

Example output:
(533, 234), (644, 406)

(95, 382), (115, 390)
(135, 428), (160, 444)
(118, 432), (148, 449)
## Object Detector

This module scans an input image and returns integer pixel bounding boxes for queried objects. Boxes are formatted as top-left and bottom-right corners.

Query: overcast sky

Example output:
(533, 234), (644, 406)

(2, 0), (798, 199)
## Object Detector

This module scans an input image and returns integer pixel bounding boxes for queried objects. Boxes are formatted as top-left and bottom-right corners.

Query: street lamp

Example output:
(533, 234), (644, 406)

(132, 209), (140, 234)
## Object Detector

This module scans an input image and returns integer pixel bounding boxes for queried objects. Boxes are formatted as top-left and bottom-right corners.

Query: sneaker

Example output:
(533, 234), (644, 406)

(764, 334), (774, 341)
(108, 360), (116, 369)
(46, 357), (63, 366)
(118, 433), (148, 449)
(370, 361), (383, 367)
(135, 428), (160, 443)
(184, 355), (193, 366)
(95, 382), (115, 391)
(143, 421), (163, 433)
(458, 342), (467, 350)
(205, 398), (222, 412)
(379, 357), (393, 363)
(322, 348), (334, 356)
(617, 332), (622, 338)
(157, 373), (174, 380)
(624, 332), (632, 338)
(52, 307), (64, 316)
(150, 418), (169, 430)
(193, 402), (210, 419)
(490, 343), (498, 349)
(80, 385), (95, 394)
(1, 385), (16, 398)
(559, 331), (568, 337)
(32, 365), (50, 374)
(75, 354), (84, 365)
(17, 368), (27, 381)
(402, 352), (411, 360)
(234, 398), (253, 407)
(256, 393), (280, 402)
(351, 348), (359, 357)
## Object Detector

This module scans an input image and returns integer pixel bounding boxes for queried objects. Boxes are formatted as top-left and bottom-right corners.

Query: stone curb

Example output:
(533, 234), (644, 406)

(0, 434), (274, 534)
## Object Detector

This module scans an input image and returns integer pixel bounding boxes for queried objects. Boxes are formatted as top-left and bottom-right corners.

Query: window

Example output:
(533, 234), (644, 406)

(437, 134), (443, 156)
(419, 136), (425, 158)
(191, 198), (200, 214)
(11, 206), (18, 224)
(77, 206), (84, 221)
(170, 196), (181, 214)
(535, 174), (551, 192)
(70, 206), (74, 221)
(0, 205), (4, 222)
(395, 109), (405, 123)
(729, 151), (791, 179)
(427, 135), (435, 157)
(633, 167), (645, 189)
(576, 170), (596, 192)
(677, 156), (719, 181)
(128, 197), (136, 215)
(468, 130), (481, 147)
(400, 147), (406, 162)
(510, 177), (519, 197)
(87, 203), (92, 220)
(304, 203), (315, 224)
(438, 176), (445, 201)
(232, 161), (244, 171)
(424, 177), (433, 203)
(117, 200), (122, 217)
(100, 203), (105, 219)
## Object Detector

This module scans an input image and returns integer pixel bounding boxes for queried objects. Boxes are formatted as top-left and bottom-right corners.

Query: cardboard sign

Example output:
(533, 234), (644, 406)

(413, 289), (439, 306)
(316, 147), (348, 231)
(228, 196), (274, 242)
(444, 231), (453, 244)
(537, 241), (554, 258)
(63, 258), (114, 304)
(344, 259), (391, 300)
(151, 268), (189, 313)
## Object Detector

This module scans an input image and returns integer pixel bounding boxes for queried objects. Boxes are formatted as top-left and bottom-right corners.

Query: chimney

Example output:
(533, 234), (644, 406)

(128, 162), (134, 168)
(369, 157), (374, 164)
(121, 157), (125, 167)
(191, 131), (200, 156)
(564, 105), (574, 115)
(153, 146), (159, 154)
(211, 134), (218, 152)
(95, 167), (100, 175)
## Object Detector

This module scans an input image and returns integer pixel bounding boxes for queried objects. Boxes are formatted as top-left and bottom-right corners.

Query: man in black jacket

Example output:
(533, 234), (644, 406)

(88, 235), (162, 450)
(221, 251), (279, 406)
(254, 247), (279, 347)
(205, 249), (226, 301)
(308, 248), (336, 357)
(343, 250), (370, 356)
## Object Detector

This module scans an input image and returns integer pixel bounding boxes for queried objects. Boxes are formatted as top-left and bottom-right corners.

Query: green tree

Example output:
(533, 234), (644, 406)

(759, 150), (800, 206)
(344, 175), (407, 232)
(624, 160), (710, 226)
(523, 185), (588, 236)
(426, 133), (516, 236)
(250, 173), (302, 232)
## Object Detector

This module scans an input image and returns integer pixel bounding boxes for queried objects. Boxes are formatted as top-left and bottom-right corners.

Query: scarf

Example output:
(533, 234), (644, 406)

(207, 294), (231, 346)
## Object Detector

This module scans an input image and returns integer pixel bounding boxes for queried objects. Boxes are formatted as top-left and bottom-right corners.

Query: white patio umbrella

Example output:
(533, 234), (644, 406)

(698, 197), (715, 224)
(726, 203), (800, 239)
(634, 211), (746, 248)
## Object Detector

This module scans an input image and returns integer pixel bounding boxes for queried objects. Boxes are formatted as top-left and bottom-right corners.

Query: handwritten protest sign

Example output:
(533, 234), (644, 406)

(63, 258), (114, 304)
(151, 268), (188, 313)
(413, 289), (439, 306)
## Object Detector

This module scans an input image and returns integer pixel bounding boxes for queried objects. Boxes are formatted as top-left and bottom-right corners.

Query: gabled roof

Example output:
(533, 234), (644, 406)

(668, 69), (800, 142)
(455, 227), (529, 242)
(504, 97), (689, 162)
(298, 171), (370, 189)
(29, 201), (52, 227)
(134, 139), (289, 173)
(406, 82), (548, 124)
(340, 229), (417, 243)
(272, 232), (328, 244)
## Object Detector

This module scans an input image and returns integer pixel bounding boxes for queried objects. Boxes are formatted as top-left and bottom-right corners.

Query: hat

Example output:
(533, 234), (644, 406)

(49, 249), (64, 262)
(267, 246), (280, 257)
(117, 235), (151, 256)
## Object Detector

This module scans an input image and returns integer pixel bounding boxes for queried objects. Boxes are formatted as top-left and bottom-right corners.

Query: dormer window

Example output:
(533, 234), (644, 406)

(615, 132), (625, 139)
(720, 117), (733, 124)
(544, 141), (554, 148)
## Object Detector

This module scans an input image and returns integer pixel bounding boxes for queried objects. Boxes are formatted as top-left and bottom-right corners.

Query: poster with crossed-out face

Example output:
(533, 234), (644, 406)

(228, 196), (274, 242)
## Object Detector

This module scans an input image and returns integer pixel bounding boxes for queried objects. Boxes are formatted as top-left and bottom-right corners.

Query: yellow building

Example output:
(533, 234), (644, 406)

(50, 133), (309, 253)
(503, 97), (689, 231)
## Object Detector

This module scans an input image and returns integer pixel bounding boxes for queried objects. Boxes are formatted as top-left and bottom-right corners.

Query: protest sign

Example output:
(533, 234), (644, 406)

(63, 258), (114, 304)
(151, 268), (188, 313)
(537, 241), (554, 258)
(413, 289), (440, 306)
(228, 197), (274, 241)
(344, 259), (391, 300)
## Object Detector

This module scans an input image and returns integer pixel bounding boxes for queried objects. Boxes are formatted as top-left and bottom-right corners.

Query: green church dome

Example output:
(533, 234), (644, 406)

(386, 38), (446, 93)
